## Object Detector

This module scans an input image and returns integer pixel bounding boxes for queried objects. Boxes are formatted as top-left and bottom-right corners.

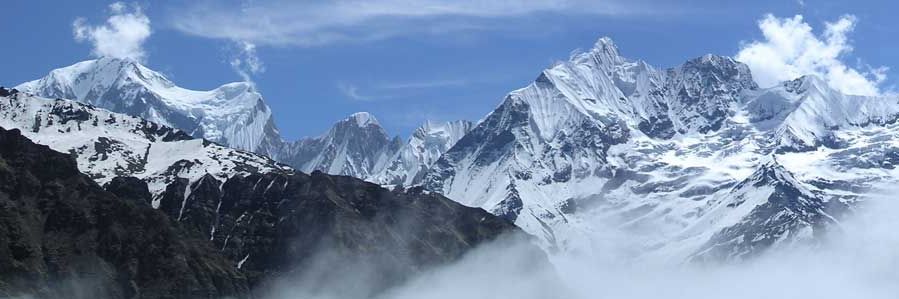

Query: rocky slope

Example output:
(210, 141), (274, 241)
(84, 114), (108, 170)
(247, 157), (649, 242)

(0, 126), (248, 299)
(159, 170), (530, 292)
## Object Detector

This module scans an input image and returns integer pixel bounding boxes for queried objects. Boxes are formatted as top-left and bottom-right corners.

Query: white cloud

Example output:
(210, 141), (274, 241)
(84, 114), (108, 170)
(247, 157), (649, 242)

(338, 78), (472, 101)
(73, 2), (151, 61)
(229, 41), (265, 84)
(735, 14), (888, 96)
(378, 79), (468, 90)
(169, 0), (670, 47)
(337, 83), (372, 101)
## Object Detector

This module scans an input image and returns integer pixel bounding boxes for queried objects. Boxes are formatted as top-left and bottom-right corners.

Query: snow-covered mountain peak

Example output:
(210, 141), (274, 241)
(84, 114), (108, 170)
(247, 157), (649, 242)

(569, 36), (625, 66)
(346, 111), (380, 127)
(275, 112), (398, 178)
(369, 119), (473, 186)
(16, 58), (281, 155)
(670, 54), (756, 89)
(561, 36), (629, 72)
(744, 156), (802, 187)
(593, 36), (617, 50)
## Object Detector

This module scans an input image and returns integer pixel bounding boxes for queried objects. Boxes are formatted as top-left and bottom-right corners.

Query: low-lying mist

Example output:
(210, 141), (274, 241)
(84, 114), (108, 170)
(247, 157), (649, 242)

(264, 188), (899, 299)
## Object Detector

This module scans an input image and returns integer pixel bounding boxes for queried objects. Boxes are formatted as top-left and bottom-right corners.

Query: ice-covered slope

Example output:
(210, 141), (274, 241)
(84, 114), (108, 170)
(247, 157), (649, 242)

(371, 120), (473, 185)
(16, 57), (282, 155)
(0, 88), (290, 201)
(421, 37), (899, 260)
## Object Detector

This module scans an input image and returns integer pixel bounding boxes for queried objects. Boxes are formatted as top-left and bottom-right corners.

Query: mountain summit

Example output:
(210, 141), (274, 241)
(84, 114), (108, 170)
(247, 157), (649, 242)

(16, 57), (282, 155)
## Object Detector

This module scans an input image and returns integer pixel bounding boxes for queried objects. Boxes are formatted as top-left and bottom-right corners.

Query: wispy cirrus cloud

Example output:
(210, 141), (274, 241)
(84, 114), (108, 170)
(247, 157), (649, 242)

(338, 78), (472, 101)
(168, 0), (676, 47)
(337, 83), (373, 101)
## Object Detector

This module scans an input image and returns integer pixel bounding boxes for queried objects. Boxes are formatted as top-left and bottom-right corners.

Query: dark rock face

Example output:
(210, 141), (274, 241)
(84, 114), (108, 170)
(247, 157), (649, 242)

(157, 170), (526, 293)
(103, 177), (153, 206)
(0, 127), (248, 299)
(665, 54), (758, 134)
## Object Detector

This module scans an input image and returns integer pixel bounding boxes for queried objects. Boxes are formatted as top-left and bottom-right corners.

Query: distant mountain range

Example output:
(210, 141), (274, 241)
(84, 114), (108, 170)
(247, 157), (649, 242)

(12, 36), (899, 266)
(16, 60), (474, 188)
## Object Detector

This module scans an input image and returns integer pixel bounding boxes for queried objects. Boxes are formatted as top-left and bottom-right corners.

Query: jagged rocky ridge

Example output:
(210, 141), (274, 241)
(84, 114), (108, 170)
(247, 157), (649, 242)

(0, 87), (538, 297)
(421, 37), (899, 260)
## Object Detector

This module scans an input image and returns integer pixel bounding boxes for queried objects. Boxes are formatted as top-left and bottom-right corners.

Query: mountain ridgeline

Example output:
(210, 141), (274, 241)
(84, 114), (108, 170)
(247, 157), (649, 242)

(16, 62), (473, 186)
(0, 88), (537, 298)
(12, 35), (899, 268)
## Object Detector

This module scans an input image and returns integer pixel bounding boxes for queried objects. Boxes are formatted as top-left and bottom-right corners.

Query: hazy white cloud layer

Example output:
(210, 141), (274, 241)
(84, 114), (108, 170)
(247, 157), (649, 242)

(169, 0), (668, 47)
(73, 2), (151, 61)
(736, 14), (888, 96)
(263, 186), (899, 299)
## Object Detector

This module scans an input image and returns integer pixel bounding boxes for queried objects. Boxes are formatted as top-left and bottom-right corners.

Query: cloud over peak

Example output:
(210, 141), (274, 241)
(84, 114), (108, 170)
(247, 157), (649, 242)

(736, 14), (888, 96)
(73, 2), (151, 62)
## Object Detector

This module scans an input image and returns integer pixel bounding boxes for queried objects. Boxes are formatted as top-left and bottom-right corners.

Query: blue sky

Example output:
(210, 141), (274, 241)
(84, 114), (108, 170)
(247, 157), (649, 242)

(2, 0), (897, 139)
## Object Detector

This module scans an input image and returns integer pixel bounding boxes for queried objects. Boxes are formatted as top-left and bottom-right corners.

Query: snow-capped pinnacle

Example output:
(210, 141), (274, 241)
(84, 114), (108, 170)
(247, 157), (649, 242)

(568, 36), (625, 66)
(593, 36), (619, 55)
(346, 112), (380, 127)
(752, 156), (793, 181)
(276, 111), (398, 179)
